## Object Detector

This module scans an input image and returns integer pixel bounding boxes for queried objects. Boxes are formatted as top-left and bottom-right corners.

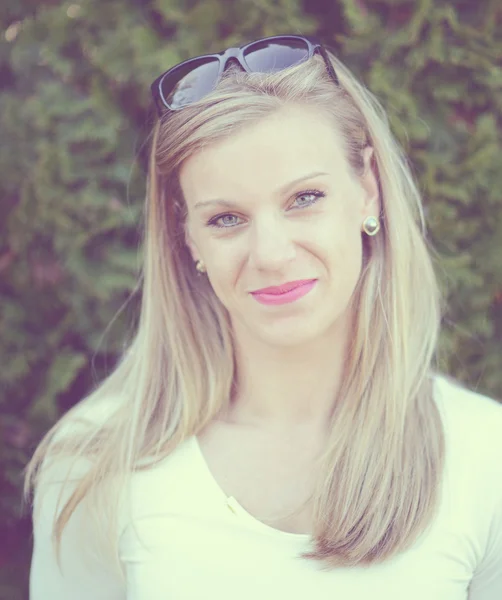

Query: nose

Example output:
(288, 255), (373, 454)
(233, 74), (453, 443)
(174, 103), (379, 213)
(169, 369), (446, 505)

(248, 218), (297, 272)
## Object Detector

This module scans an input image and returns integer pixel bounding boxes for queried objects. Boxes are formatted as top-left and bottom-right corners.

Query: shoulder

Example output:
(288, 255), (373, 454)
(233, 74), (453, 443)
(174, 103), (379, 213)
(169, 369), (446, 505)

(30, 394), (128, 597)
(53, 392), (124, 441)
(33, 392), (127, 519)
(31, 394), (132, 562)
(433, 374), (502, 440)
(433, 373), (502, 493)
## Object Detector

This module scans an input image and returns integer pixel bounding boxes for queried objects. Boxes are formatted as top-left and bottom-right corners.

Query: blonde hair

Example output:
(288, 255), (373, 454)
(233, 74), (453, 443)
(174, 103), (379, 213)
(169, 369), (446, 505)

(24, 50), (445, 573)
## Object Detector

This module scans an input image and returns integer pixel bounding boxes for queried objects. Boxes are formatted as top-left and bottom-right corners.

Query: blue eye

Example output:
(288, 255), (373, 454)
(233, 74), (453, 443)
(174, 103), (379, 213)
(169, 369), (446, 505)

(206, 189), (326, 229)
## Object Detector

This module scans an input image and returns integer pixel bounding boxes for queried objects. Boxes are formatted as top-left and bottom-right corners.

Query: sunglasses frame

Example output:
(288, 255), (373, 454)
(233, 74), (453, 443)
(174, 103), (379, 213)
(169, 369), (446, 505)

(151, 35), (339, 116)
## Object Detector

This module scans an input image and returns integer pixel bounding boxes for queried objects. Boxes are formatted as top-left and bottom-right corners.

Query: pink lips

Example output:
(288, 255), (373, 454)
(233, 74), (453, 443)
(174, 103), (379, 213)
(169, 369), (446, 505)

(252, 279), (316, 295)
(251, 280), (317, 305)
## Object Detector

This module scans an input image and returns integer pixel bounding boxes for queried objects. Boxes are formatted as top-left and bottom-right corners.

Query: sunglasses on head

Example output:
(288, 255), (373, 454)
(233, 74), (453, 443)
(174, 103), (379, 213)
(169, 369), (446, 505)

(150, 35), (339, 116)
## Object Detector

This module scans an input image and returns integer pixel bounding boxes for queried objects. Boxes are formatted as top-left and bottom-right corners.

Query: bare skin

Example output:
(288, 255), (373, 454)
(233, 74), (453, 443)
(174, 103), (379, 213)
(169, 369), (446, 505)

(181, 105), (380, 533)
(196, 418), (326, 534)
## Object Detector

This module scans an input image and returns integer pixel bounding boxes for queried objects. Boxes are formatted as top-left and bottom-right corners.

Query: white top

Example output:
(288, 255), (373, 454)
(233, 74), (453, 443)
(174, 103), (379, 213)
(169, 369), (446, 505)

(30, 376), (502, 600)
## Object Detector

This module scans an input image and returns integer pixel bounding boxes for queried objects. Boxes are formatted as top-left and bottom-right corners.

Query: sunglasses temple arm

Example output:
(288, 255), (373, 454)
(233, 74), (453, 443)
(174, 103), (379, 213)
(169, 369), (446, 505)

(317, 47), (339, 86)
(151, 78), (168, 116)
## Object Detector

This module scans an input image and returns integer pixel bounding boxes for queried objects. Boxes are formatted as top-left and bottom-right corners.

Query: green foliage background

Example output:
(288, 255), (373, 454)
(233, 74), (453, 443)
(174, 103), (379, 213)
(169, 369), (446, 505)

(1, 0), (501, 597)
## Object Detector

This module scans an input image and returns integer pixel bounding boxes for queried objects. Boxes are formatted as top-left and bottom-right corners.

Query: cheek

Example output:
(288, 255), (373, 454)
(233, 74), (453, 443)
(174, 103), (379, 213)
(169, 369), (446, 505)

(333, 238), (363, 279)
(316, 219), (364, 293)
(204, 249), (241, 294)
(320, 212), (363, 261)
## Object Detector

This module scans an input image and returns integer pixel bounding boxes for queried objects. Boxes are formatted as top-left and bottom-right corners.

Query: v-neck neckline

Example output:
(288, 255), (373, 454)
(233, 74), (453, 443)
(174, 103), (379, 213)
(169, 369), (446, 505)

(190, 434), (312, 542)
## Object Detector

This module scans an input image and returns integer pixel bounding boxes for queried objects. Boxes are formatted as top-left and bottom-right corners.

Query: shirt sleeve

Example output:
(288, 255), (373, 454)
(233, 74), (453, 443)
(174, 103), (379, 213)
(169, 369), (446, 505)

(467, 448), (502, 598)
(29, 455), (126, 600)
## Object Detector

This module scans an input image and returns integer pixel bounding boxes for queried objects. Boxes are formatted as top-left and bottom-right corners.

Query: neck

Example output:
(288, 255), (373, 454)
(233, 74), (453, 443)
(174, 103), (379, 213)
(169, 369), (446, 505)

(224, 315), (350, 433)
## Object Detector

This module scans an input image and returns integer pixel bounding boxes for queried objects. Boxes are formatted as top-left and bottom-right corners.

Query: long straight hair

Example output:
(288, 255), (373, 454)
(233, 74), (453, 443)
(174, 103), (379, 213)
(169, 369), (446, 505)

(24, 51), (444, 574)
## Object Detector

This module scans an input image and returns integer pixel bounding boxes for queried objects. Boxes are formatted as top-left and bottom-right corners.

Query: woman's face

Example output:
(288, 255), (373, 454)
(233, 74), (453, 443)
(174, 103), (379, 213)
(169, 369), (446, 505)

(180, 104), (379, 346)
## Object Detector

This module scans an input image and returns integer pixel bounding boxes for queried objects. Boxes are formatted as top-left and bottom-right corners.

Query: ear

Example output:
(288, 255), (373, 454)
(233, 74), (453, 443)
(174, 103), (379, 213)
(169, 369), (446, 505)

(359, 146), (381, 217)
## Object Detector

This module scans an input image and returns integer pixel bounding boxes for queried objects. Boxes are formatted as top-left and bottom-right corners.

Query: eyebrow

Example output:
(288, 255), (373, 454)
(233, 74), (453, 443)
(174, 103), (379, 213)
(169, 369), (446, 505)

(193, 171), (329, 211)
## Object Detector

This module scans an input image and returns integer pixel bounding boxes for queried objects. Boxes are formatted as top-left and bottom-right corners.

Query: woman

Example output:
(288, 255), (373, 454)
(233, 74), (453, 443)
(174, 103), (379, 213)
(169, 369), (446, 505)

(25, 35), (502, 599)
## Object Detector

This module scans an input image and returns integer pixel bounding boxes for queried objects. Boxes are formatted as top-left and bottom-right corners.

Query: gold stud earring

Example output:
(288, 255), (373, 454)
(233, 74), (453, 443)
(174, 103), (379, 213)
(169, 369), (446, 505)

(195, 260), (206, 274)
(362, 216), (380, 236)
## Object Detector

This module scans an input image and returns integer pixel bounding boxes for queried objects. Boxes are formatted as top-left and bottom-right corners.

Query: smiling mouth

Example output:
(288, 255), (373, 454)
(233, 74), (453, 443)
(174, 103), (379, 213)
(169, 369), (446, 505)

(251, 279), (317, 295)
(250, 280), (317, 305)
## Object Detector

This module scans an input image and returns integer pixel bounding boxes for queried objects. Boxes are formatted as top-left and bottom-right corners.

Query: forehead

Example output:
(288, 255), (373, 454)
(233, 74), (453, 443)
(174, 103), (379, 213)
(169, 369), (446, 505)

(179, 105), (350, 201)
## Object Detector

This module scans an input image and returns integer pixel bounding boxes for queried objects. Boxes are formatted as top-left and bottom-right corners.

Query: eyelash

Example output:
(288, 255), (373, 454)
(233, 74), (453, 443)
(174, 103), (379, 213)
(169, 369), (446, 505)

(206, 189), (326, 229)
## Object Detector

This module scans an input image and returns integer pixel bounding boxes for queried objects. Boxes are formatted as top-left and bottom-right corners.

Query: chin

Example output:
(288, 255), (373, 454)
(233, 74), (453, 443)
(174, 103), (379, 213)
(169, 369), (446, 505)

(258, 318), (325, 345)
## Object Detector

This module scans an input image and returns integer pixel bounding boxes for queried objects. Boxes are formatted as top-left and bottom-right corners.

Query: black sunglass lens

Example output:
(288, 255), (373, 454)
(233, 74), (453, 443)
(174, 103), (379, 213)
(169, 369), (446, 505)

(161, 57), (221, 110)
(243, 38), (310, 73)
